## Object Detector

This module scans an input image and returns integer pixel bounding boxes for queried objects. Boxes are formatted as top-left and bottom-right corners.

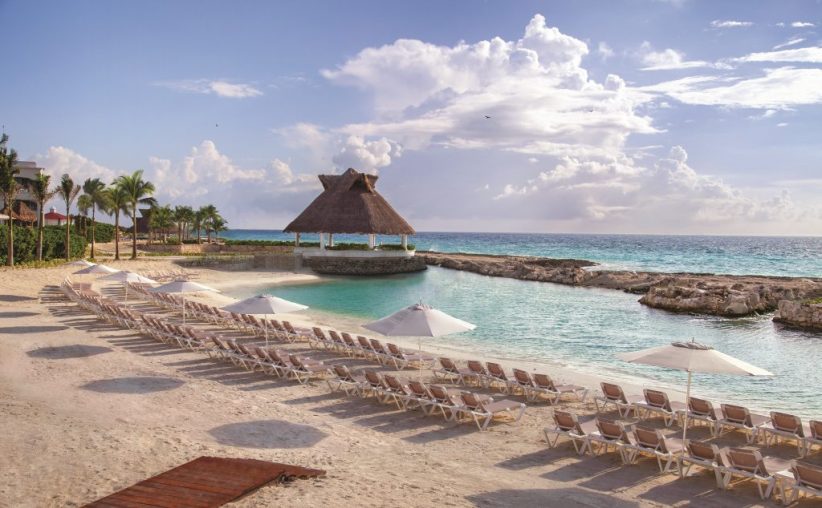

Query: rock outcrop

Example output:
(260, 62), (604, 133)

(773, 300), (822, 330)
(421, 251), (822, 320)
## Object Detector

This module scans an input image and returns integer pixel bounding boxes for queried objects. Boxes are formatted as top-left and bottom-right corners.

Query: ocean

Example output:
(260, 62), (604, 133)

(222, 230), (822, 417)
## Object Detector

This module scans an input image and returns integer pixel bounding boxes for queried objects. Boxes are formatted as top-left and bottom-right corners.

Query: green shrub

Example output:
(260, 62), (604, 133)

(0, 225), (86, 264)
(326, 242), (370, 251)
(86, 221), (116, 243)
(380, 243), (415, 251)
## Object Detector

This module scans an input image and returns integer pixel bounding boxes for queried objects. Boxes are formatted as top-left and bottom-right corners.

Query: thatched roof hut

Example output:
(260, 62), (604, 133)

(285, 168), (414, 235)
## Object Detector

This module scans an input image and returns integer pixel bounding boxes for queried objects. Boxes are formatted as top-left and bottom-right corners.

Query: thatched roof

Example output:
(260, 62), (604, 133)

(284, 168), (414, 235)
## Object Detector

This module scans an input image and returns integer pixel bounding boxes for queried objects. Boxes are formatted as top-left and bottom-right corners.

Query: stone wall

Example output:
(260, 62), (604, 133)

(141, 244), (294, 255)
(304, 256), (426, 275)
(773, 300), (822, 330)
(252, 253), (300, 271)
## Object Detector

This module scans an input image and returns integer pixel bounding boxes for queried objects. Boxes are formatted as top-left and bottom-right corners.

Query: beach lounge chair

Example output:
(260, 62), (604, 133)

(543, 410), (594, 455)
(485, 363), (515, 394)
(634, 389), (686, 427)
(356, 336), (380, 362)
(383, 374), (418, 410)
(759, 412), (809, 455)
(805, 420), (822, 456)
(511, 369), (538, 400)
(362, 370), (391, 402)
(369, 339), (393, 365)
(328, 330), (348, 353)
(288, 354), (329, 384)
(427, 384), (466, 421)
(533, 374), (588, 404)
(590, 418), (635, 462)
(467, 361), (490, 388)
(434, 357), (474, 385)
(386, 343), (433, 370)
(718, 404), (770, 443)
(341, 333), (363, 357)
(407, 381), (438, 415)
(265, 349), (296, 378)
(684, 397), (721, 436)
(717, 447), (791, 501)
(327, 365), (365, 397)
(680, 440), (726, 483)
(253, 347), (285, 377)
(311, 327), (331, 350)
(458, 392), (526, 431)
(595, 382), (643, 417)
(786, 461), (822, 504)
(626, 426), (685, 474)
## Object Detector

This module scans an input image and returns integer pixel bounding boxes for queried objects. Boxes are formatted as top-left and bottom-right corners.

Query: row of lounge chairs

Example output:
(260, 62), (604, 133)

(309, 328), (435, 369)
(328, 365), (526, 431)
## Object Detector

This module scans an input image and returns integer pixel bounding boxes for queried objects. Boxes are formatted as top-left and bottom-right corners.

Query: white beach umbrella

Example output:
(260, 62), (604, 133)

(65, 259), (95, 267)
(222, 295), (308, 345)
(149, 280), (219, 324)
(100, 271), (157, 302)
(364, 303), (476, 378)
(617, 340), (773, 442)
(73, 264), (118, 275)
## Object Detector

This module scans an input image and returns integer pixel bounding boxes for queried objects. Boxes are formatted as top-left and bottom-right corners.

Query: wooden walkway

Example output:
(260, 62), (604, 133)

(84, 456), (325, 508)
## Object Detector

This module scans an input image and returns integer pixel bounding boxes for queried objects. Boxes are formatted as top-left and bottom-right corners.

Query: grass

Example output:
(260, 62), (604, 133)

(806, 297), (822, 305)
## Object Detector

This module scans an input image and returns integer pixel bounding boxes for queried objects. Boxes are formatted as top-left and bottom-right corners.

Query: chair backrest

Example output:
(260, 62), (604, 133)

(533, 374), (556, 391)
(771, 412), (803, 435)
(688, 397), (715, 417)
(283, 321), (296, 333)
(439, 357), (458, 372)
(467, 360), (487, 375)
(643, 389), (671, 411)
(288, 354), (305, 368)
(364, 370), (383, 388)
(596, 418), (628, 443)
(634, 426), (662, 451)
(370, 339), (386, 353)
(387, 343), (402, 356)
(329, 330), (342, 341)
(513, 369), (533, 387)
(727, 448), (766, 475)
(793, 461), (822, 490)
(486, 362), (507, 379)
(428, 385), (453, 404)
(313, 327), (326, 339)
(254, 346), (268, 359)
(600, 382), (626, 403)
(333, 364), (351, 380)
(268, 349), (288, 366)
(408, 380), (430, 398)
(384, 375), (405, 392)
(553, 410), (583, 435)
(342, 334), (357, 347)
(460, 392), (484, 410)
(721, 404), (751, 426)
(812, 420), (822, 440)
(357, 336), (372, 349)
(686, 440), (718, 462)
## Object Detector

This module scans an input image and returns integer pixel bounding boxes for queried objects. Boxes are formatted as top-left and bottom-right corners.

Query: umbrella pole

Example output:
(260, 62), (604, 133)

(265, 313), (269, 347)
(182, 298), (186, 325)
(682, 370), (692, 443)
(124, 283), (129, 303)
(418, 337), (423, 381)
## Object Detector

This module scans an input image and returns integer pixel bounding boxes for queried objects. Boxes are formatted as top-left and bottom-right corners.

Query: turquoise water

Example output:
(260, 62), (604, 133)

(222, 230), (822, 277)
(233, 267), (822, 419)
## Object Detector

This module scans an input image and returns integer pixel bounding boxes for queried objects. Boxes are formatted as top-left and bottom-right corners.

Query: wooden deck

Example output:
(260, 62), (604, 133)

(84, 456), (325, 508)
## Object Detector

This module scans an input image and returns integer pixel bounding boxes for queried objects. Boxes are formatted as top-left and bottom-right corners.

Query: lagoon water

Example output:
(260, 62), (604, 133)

(223, 230), (822, 417)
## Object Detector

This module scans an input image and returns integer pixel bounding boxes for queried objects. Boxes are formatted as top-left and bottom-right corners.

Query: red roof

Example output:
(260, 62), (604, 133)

(45, 211), (67, 220)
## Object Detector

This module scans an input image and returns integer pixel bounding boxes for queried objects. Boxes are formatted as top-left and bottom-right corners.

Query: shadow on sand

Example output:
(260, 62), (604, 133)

(81, 376), (184, 394)
(208, 419), (327, 449)
(0, 325), (69, 334)
(27, 344), (112, 359)
(0, 311), (40, 318)
(466, 487), (640, 507)
(0, 294), (37, 303)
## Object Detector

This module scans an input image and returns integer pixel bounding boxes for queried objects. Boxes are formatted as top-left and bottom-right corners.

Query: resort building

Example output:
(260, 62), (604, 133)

(43, 207), (68, 226)
(0, 160), (43, 225)
(284, 168), (424, 274)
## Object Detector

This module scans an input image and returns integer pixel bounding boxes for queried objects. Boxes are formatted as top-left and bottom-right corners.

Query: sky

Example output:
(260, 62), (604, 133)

(2, 0), (821, 235)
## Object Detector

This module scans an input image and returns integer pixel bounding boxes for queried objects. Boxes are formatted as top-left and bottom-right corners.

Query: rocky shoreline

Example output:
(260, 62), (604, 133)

(420, 251), (822, 327)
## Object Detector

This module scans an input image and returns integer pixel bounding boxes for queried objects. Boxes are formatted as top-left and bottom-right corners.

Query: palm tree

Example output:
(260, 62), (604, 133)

(173, 205), (194, 242)
(81, 177), (107, 258)
(28, 172), (57, 261)
(199, 204), (219, 243)
(210, 215), (228, 242)
(0, 134), (20, 266)
(57, 174), (81, 261)
(193, 208), (206, 244)
(114, 170), (156, 259)
(77, 194), (92, 237)
(103, 184), (130, 261)
(150, 205), (174, 242)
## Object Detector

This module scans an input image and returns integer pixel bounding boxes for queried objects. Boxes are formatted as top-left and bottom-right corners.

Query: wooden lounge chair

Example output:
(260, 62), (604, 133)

(288, 355), (329, 384)
(718, 403), (770, 443)
(634, 389), (686, 427)
(485, 363), (515, 394)
(328, 330), (348, 353)
(327, 365), (366, 396)
(533, 374), (588, 404)
(684, 396), (721, 436)
(265, 349), (296, 378)
(511, 369), (538, 400)
(759, 411), (809, 455)
(341, 333), (363, 357)
(356, 336), (379, 361)
(386, 343), (433, 370)
(717, 447), (791, 501)
(458, 392), (526, 431)
(407, 381), (438, 416)
(786, 461), (822, 504)
(311, 327), (332, 350)
(626, 426), (685, 474)
(434, 357), (474, 385)
(805, 420), (822, 456)
(383, 374), (418, 410)
(362, 370), (391, 403)
(427, 384), (466, 421)
(680, 440), (726, 483)
(590, 418), (635, 462)
(467, 361), (490, 388)
(543, 410), (594, 455)
(595, 382), (643, 417)
(369, 339), (393, 365)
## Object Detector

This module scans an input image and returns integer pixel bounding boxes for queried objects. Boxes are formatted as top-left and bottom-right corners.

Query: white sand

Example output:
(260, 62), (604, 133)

(1, 260), (805, 507)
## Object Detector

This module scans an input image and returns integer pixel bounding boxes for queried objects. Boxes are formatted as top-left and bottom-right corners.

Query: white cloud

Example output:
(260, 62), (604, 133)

(331, 135), (401, 173)
(710, 20), (753, 28)
(270, 158), (320, 190)
(154, 79), (262, 98)
(777, 122), (789, 127)
(791, 21), (815, 28)
(324, 14), (657, 160)
(638, 43), (721, 70)
(773, 37), (805, 50)
(735, 46), (822, 64)
(33, 146), (118, 184)
(597, 42), (614, 60)
(643, 67), (822, 109)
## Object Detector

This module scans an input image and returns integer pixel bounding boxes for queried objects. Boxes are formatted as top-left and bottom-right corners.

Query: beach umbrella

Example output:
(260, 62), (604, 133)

(617, 339), (773, 442)
(149, 280), (219, 324)
(222, 295), (308, 345)
(364, 303), (476, 378)
(73, 264), (118, 275)
(100, 271), (157, 302)
(65, 259), (94, 267)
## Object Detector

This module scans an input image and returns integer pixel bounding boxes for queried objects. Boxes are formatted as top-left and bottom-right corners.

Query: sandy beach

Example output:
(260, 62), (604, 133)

(1, 259), (819, 507)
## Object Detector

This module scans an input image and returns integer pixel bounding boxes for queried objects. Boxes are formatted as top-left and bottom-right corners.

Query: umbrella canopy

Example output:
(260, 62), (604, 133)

(74, 264), (119, 275)
(100, 271), (157, 284)
(617, 341), (773, 376)
(617, 340), (773, 442)
(149, 280), (218, 294)
(222, 295), (308, 315)
(363, 303), (476, 337)
(65, 259), (95, 267)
